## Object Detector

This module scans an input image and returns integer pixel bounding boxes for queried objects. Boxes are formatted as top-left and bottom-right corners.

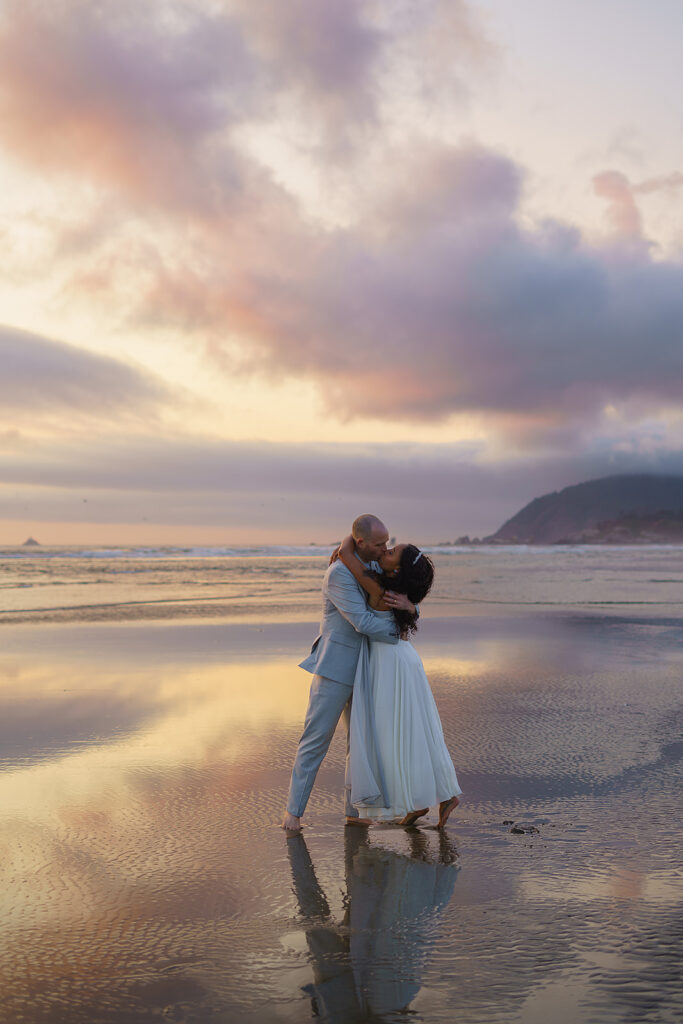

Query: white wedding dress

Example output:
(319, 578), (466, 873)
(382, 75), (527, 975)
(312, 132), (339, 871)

(349, 610), (462, 821)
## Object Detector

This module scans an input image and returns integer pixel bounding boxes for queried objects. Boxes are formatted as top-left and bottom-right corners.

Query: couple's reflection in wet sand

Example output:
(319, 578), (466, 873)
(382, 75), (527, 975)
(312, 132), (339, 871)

(287, 828), (459, 1022)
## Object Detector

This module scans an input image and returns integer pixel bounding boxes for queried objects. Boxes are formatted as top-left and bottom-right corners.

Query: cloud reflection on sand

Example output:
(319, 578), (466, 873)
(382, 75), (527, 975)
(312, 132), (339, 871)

(0, 656), (310, 817)
(0, 615), (681, 1022)
(520, 865), (682, 905)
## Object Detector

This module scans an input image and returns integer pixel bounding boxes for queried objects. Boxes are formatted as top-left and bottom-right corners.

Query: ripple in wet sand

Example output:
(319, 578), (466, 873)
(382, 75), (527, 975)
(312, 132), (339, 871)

(0, 613), (681, 1022)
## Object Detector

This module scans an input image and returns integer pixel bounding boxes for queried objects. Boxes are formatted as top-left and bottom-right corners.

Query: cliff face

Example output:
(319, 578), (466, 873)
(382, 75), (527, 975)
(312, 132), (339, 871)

(491, 474), (683, 544)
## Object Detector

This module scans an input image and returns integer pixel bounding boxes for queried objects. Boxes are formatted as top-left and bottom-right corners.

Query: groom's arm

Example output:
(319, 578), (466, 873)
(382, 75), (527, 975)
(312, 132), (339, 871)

(327, 564), (399, 644)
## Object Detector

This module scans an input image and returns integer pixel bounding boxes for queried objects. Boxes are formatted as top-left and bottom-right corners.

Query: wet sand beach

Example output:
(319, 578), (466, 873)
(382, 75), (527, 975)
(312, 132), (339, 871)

(1, 550), (682, 1022)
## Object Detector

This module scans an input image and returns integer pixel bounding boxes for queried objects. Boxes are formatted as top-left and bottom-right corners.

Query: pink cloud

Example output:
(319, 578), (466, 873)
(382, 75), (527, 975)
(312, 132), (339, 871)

(0, 0), (396, 207)
(132, 144), (683, 439)
(633, 171), (683, 195)
(0, 1), (256, 212)
(592, 170), (643, 240)
(0, 0), (491, 211)
(0, 1), (681, 451)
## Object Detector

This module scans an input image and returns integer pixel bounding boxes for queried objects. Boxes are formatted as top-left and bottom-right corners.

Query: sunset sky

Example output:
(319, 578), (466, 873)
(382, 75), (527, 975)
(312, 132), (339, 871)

(1, 0), (682, 545)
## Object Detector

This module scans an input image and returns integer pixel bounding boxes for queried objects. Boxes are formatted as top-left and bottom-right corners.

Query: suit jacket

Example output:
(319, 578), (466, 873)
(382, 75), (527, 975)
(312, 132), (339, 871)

(299, 560), (398, 686)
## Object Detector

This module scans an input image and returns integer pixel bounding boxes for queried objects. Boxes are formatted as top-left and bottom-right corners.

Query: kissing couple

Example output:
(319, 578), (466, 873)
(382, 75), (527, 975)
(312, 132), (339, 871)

(282, 514), (461, 831)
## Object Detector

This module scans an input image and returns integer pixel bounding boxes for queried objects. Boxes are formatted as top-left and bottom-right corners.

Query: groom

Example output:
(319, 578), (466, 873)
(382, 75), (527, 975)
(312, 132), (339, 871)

(282, 514), (416, 831)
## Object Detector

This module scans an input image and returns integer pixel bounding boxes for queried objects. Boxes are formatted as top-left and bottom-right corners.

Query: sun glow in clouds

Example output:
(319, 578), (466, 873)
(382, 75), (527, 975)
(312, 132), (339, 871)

(0, 0), (681, 543)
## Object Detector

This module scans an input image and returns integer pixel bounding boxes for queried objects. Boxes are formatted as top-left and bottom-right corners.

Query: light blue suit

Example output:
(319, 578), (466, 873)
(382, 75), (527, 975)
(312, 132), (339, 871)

(286, 560), (398, 818)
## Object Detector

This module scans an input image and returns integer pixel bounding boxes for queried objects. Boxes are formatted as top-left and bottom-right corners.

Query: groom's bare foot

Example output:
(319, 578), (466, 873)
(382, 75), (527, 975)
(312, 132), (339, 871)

(438, 796), (460, 828)
(282, 811), (303, 831)
(345, 816), (373, 827)
(400, 808), (429, 826)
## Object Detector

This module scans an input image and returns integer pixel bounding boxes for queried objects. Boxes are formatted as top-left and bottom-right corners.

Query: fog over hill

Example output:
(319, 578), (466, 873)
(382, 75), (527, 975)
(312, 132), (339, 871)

(490, 475), (683, 544)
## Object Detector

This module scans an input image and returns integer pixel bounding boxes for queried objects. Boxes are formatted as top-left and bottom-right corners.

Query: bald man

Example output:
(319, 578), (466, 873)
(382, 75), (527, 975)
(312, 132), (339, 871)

(282, 515), (416, 831)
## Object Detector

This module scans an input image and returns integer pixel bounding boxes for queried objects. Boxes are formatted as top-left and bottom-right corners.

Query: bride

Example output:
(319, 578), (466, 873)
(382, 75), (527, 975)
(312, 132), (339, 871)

(336, 536), (462, 827)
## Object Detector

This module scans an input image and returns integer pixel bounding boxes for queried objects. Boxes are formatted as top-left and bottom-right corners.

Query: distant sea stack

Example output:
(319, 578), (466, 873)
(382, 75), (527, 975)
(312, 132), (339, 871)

(490, 474), (683, 544)
(22, 537), (40, 546)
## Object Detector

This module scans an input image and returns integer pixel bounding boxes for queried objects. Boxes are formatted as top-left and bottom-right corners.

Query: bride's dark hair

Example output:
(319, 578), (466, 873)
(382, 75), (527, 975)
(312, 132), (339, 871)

(374, 543), (434, 638)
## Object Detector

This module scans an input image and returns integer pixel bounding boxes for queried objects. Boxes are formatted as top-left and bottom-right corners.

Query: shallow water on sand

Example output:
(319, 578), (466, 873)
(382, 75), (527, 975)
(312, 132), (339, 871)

(0, 611), (682, 1023)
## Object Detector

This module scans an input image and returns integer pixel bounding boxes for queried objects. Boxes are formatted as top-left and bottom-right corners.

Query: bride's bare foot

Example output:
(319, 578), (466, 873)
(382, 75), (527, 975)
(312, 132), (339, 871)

(282, 811), (303, 831)
(400, 808), (429, 827)
(438, 796), (459, 828)
(346, 816), (373, 827)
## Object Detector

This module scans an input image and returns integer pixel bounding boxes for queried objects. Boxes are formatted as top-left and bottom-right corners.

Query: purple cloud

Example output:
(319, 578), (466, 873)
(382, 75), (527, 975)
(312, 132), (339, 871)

(1, 435), (682, 538)
(0, 1), (680, 453)
(142, 143), (683, 438)
(233, 0), (384, 141)
(0, 0), (259, 212)
(0, 325), (169, 415)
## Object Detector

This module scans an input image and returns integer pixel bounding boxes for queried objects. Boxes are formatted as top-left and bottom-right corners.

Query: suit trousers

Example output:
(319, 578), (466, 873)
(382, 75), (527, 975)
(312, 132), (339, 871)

(286, 674), (357, 818)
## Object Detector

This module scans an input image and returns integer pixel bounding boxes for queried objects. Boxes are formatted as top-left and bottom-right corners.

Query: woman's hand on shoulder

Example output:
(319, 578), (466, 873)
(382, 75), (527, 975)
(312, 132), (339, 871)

(340, 534), (354, 557)
(329, 534), (354, 566)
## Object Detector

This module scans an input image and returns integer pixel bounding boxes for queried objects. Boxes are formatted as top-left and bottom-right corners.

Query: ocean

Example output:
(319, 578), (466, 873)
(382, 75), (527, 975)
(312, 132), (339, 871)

(2, 543), (682, 623)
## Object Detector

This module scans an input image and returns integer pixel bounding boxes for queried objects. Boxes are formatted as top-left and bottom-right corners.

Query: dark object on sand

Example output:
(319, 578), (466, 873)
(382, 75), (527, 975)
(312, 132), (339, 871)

(510, 825), (539, 835)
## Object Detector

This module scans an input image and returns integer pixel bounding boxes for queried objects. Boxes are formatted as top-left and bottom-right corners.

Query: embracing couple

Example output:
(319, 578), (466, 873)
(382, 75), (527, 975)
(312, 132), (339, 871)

(282, 514), (461, 832)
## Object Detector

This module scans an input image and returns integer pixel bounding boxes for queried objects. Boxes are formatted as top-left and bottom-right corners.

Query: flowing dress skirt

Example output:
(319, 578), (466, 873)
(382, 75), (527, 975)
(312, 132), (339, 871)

(349, 631), (462, 821)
